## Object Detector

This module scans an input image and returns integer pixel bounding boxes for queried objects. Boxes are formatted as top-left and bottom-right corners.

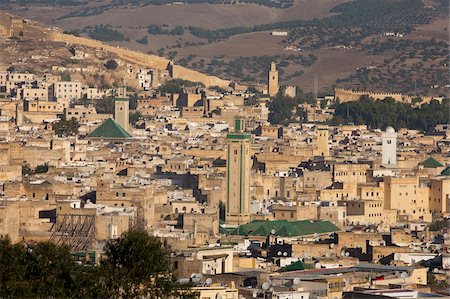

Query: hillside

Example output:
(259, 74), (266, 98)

(1, 0), (449, 96)
(0, 12), (230, 88)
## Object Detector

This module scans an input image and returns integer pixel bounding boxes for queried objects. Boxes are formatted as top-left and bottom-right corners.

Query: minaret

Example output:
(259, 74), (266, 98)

(382, 126), (397, 166)
(114, 98), (129, 132)
(268, 62), (279, 97)
(316, 126), (330, 157)
(226, 118), (251, 225)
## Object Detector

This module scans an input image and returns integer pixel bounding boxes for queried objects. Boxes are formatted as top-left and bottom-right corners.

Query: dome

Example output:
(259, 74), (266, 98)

(386, 126), (395, 133)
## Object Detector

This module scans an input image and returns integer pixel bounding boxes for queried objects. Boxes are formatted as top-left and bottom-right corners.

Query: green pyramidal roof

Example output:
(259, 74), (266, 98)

(87, 118), (132, 139)
(420, 157), (444, 168)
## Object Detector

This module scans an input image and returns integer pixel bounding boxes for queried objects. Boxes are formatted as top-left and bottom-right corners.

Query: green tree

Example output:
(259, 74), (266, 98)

(104, 59), (118, 70)
(61, 71), (72, 81)
(0, 237), (94, 298)
(94, 97), (115, 114)
(130, 111), (141, 125)
(34, 163), (49, 174)
(0, 236), (28, 297)
(129, 93), (139, 110)
(98, 230), (197, 298)
(268, 92), (296, 125)
(429, 220), (449, 231)
(53, 118), (80, 137)
(22, 162), (33, 176)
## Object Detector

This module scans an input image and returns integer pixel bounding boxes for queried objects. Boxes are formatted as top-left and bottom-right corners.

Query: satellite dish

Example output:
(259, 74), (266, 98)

(444, 233), (449, 239)
(271, 229), (276, 235)
(269, 287), (274, 292)
(341, 250), (346, 257)
(283, 252), (288, 257)
(330, 243), (335, 249)
(206, 278), (212, 286)
(400, 272), (408, 279)
(345, 252), (350, 257)
(262, 282), (270, 290)
(293, 277), (301, 285)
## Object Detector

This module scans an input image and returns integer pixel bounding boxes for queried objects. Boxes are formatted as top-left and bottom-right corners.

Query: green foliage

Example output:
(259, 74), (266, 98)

(94, 97), (115, 114)
(130, 111), (141, 125)
(34, 163), (49, 174)
(53, 118), (80, 137)
(209, 85), (228, 93)
(22, 162), (50, 176)
(0, 237), (87, 298)
(60, 71), (71, 81)
(268, 91), (296, 125)
(129, 93), (139, 110)
(22, 162), (33, 176)
(104, 59), (118, 70)
(332, 96), (450, 132)
(188, 0), (423, 41)
(6, 66), (15, 73)
(157, 82), (183, 94)
(0, 231), (197, 298)
(87, 25), (126, 42)
(428, 220), (449, 231)
(147, 24), (185, 36)
(136, 36), (148, 44)
(157, 79), (204, 94)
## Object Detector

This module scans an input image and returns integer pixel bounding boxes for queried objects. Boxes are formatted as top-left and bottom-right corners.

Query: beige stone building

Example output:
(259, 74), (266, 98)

(384, 176), (431, 222)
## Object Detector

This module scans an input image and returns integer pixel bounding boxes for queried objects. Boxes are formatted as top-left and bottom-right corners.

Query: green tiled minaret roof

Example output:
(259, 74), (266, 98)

(87, 118), (132, 139)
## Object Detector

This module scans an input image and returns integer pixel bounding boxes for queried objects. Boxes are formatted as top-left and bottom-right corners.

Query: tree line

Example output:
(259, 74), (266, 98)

(188, 0), (423, 42)
(332, 96), (450, 132)
(0, 230), (197, 298)
(268, 92), (449, 132)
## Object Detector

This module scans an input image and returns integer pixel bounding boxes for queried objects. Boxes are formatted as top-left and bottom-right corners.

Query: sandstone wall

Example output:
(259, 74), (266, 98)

(334, 88), (433, 104)
(48, 32), (230, 88)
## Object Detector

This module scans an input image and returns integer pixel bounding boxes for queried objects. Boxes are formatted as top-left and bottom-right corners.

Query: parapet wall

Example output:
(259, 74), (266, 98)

(334, 88), (433, 104)
(48, 32), (230, 88)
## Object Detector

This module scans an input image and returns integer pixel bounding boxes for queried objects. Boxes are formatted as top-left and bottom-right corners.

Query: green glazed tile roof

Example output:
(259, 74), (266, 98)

(280, 260), (312, 272)
(87, 118), (131, 139)
(440, 166), (450, 176)
(224, 220), (339, 237)
(420, 157), (444, 168)
(114, 98), (129, 102)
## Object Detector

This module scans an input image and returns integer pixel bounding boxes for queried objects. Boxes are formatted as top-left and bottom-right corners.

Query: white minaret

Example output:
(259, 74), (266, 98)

(382, 126), (397, 166)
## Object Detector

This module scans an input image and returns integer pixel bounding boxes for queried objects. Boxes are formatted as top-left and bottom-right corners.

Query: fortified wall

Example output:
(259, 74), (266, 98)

(334, 88), (433, 104)
(48, 32), (230, 88)
(0, 14), (47, 39)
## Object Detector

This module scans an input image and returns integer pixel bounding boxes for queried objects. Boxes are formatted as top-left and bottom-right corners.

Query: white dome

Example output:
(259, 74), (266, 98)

(386, 126), (395, 133)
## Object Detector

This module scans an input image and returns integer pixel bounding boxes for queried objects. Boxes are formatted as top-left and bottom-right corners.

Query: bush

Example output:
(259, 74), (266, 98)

(104, 59), (118, 70)
(0, 231), (198, 298)
(53, 118), (80, 137)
